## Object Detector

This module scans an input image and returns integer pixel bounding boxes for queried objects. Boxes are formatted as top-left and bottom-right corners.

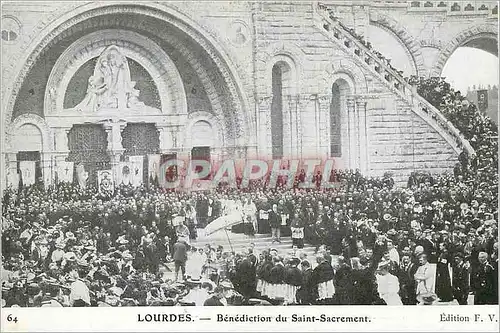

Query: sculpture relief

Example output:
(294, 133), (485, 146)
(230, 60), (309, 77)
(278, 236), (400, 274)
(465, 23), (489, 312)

(74, 45), (145, 112)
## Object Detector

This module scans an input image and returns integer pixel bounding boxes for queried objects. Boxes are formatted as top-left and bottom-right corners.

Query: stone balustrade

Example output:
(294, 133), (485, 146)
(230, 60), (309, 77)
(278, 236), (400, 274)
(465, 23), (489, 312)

(317, 3), (475, 156)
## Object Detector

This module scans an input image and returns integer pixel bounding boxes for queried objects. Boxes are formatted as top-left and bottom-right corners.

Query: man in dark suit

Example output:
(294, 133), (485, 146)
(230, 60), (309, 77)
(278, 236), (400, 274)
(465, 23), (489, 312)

(398, 255), (417, 305)
(297, 260), (315, 304)
(452, 252), (470, 305)
(269, 204), (282, 243)
(473, 252), (496, 304)
(173, 240), (188, 281)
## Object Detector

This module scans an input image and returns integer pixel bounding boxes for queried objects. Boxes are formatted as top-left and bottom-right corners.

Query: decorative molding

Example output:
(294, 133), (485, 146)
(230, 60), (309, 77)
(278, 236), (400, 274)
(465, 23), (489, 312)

(369, 10), (424, 76)
(45, 29), (187, 116)
(6, 113), (53, 153)
(323, 58), (368, 95)
(431, 23), (498, 76)
(3, 2), (252, 149)
(183, 111), (224, 149)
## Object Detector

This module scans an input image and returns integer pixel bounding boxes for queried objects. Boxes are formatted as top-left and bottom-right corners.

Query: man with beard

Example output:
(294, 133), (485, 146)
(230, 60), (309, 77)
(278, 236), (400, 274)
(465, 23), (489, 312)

(473, 252), (496, 304)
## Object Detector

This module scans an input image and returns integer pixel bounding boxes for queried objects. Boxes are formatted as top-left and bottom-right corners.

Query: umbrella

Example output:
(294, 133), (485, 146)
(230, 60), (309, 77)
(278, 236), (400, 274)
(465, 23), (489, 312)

(203, 213), (243, 251)
(204, 212), (242, 236)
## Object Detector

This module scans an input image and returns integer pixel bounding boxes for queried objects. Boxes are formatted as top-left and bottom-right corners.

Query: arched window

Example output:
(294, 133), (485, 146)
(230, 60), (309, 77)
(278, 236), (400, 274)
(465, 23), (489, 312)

(271, 61), (293, 159)
(1, 16), (21, 42)
(330, 78), (351, 157)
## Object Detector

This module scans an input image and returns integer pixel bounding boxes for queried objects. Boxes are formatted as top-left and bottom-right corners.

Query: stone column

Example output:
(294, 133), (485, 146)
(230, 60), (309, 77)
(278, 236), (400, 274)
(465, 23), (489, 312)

(53, 127), (71, 185)
(257, 96), (272, 159)
(356, 99), (368, 175)
(346, 96), (357, 170)
(317, 94), (332, 159)
(103, 121), (126, 182)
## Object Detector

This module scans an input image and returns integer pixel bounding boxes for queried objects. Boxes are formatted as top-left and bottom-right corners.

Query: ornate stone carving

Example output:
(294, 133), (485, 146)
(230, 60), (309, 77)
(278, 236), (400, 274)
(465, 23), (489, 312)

(5, 3), (251, 147)
(73, 45), (145, 112)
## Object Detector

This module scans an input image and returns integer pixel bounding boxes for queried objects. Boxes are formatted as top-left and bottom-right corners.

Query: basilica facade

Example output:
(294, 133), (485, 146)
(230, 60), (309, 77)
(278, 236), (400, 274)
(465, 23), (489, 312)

(2, 1), (488, 188)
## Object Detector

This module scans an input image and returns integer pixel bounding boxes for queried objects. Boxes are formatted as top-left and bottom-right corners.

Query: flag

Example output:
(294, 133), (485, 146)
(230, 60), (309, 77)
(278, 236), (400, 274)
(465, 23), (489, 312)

(117, 162), (132, 186)
(57, 161), (74, 183)
(97, 170), (114, 193)
(19, 161), (36, 186)
(129, 156), (143, 187)
(148, 154), (160, 186)
(477, 89), (488, 112)
(7, 170), (19, 190)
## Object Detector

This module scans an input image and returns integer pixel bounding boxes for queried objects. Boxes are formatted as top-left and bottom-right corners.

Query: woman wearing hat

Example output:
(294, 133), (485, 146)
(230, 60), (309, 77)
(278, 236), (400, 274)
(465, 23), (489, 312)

(376, 260), (402, 305)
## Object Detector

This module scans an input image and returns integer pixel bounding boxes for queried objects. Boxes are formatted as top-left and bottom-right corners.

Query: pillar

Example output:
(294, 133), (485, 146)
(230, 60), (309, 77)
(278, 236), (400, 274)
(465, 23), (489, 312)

(346, 96), (357, 170)
(257, 96), (272, 159)
(356, 99), (369, 175)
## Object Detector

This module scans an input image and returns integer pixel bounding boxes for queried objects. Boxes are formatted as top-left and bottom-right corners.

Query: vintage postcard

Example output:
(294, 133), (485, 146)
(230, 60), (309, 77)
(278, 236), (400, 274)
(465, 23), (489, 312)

(0, 0), (498, 332)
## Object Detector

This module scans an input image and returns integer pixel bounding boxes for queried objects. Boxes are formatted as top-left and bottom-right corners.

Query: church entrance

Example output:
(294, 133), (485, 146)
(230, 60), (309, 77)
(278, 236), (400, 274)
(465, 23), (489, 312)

(67, 124), (110, 186)
(121, 123), (160, 184)
(191, 146), (211, 180)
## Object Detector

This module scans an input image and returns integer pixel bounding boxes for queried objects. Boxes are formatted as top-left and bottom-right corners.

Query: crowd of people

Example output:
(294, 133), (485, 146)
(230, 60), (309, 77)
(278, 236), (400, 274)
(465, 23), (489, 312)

(1, 77), (498, 307)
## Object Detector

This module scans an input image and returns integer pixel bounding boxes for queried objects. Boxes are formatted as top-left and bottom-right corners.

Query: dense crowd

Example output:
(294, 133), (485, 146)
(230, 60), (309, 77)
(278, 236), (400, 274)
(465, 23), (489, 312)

(1, 77), (498, 307)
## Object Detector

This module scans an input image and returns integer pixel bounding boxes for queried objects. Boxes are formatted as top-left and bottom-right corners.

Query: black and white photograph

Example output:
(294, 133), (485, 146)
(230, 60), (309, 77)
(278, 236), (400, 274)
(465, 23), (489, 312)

(0, 0), (498, 331)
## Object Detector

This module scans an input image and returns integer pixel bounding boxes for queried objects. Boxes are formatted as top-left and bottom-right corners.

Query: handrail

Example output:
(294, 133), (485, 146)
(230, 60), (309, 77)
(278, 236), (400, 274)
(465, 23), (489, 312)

(316, 3), (475, 156)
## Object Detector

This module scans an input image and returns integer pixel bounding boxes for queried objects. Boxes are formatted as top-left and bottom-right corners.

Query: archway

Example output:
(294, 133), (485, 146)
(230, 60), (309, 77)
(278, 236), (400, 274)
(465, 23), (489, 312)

(3, 2), (252, 155)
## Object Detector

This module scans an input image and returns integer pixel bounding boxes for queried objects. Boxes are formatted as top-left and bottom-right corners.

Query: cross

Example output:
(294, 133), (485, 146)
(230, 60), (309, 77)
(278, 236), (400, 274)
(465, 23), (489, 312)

(65, 165), (70, 175)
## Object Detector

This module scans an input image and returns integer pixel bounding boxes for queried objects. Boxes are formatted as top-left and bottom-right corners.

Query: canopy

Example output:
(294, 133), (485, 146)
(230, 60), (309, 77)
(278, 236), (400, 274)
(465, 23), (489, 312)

(204, 213), (242, 236)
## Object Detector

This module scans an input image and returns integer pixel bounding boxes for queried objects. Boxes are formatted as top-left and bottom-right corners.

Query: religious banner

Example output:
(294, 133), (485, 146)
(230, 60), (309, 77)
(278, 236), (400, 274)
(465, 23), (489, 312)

(75, 163), (89, 189)
(148, 154), (161, 186)
(477, 89), (488, 112)
(129, 156), (144, 187)
(97, 170), (114, 193)
(117, 162), (132, 186)
(19, 161), (36, 186)
(57, 161), (74, 183)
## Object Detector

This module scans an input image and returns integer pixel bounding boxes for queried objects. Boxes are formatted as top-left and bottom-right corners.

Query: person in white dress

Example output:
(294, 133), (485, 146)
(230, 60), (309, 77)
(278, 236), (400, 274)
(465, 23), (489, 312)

(376, 260), (402, 305)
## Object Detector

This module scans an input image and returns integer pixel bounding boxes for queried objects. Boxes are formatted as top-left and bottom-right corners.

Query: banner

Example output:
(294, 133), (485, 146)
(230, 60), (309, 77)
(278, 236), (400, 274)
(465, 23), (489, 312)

(148, 154), (161, 186)
(75, 163), (89, 189)
(117, 162), (132, 186)
(477, 89), (488, 112)
(129, 156), (144, 187)
(19, 161), (36, 186)
(57, 161), (74, 183)
(7, 170), (19, 190)
(97, 170), (114, 193)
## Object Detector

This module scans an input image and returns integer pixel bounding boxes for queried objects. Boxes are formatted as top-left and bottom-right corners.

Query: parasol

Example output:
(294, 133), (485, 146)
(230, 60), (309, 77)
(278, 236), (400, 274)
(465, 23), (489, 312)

(203, 213), (243, 252)
(203, 213), (242, 236)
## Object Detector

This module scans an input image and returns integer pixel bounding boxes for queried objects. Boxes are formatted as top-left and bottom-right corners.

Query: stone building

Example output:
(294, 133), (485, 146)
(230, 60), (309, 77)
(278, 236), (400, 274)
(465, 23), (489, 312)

(1, 1), (497, 188)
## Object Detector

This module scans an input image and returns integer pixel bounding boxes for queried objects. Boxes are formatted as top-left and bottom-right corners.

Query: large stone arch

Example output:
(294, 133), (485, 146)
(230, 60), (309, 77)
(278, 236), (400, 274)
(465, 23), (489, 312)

(45, 29), (187, 115)
(2, 2), (253, 149)
(369, 11), (425, 76)
(431, 24), (498, 76)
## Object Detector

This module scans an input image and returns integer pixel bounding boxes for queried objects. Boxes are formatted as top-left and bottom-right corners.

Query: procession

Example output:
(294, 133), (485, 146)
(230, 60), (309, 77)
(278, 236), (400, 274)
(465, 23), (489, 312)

(1, 1), (498, 313)
(2, 75), (498, 306)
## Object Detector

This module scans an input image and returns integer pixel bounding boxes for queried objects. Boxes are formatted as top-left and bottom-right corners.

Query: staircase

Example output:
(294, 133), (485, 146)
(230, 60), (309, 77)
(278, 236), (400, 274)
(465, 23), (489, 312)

(191, 229), (318, 259)
(314, 3), (475, 157)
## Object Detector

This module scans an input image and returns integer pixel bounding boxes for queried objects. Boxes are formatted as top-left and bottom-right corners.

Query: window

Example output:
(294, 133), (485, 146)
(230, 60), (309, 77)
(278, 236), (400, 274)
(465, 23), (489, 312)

(1, 16), (21, 42)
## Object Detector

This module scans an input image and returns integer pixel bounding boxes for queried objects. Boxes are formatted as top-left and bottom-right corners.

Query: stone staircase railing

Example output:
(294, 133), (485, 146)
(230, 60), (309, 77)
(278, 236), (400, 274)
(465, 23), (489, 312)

(315, 3), (475, 157)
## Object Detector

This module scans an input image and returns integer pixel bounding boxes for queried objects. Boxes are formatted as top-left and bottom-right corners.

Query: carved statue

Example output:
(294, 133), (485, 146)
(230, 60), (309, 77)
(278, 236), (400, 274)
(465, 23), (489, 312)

(76, 163), (89, 189)
(74, 45), (144, 112)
